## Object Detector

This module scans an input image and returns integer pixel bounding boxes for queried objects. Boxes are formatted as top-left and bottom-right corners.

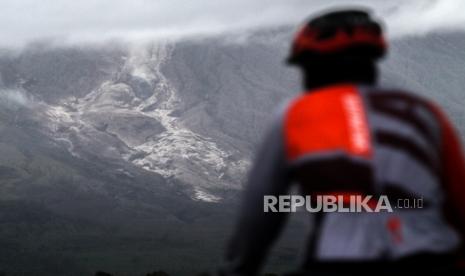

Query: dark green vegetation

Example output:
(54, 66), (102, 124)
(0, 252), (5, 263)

(0, 197), (307, 275)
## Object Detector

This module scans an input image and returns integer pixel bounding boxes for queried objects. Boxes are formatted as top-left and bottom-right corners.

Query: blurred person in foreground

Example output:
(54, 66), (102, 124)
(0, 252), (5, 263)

(219, 9), (465, 276)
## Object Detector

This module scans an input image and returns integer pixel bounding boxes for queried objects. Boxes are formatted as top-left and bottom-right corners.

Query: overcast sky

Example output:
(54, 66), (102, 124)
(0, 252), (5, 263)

(1, 0), (464, 47)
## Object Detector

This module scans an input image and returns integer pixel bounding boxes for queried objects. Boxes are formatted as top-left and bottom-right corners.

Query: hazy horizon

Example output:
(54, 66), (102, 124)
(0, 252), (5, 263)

(1, 0), (465, 48)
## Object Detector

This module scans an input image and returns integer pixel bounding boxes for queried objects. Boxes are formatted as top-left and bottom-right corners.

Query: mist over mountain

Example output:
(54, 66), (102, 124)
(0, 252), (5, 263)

(0, 28), (464, 275)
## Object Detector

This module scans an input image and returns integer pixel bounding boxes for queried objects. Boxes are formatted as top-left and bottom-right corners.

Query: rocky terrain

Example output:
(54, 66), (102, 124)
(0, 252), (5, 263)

(0, 28), (464, 275)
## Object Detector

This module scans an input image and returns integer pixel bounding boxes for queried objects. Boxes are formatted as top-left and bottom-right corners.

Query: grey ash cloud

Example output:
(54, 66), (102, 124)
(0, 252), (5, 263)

(0, 0), (464, 47)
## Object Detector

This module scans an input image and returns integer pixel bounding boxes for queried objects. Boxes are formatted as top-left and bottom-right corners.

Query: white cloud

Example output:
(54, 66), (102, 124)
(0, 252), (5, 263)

(0, 0), (464, 47)
(383, 0), (465, 37)
(0, 89), (32, 108)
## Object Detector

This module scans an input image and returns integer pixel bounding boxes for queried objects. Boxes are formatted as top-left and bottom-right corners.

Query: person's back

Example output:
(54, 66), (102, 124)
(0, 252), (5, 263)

(286, 84), (463, 268)
(220, 9), (465, 276)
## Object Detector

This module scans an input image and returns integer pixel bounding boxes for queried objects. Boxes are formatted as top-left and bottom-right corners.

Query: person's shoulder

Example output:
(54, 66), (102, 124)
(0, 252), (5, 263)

(364, 85), (438, 108)
(364, 85), (449, 130)
(263, 98), (294, 132)
(365, 85), (425, 99)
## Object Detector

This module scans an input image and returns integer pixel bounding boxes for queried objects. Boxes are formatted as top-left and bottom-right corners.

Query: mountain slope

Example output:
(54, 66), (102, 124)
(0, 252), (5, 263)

(0, 30), (464, 275)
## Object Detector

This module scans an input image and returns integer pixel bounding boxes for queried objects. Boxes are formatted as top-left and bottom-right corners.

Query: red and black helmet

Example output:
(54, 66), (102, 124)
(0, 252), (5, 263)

(287, 9), (387, 65)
